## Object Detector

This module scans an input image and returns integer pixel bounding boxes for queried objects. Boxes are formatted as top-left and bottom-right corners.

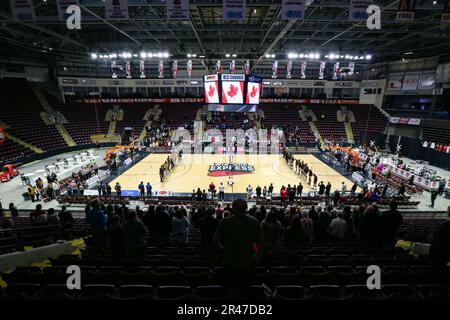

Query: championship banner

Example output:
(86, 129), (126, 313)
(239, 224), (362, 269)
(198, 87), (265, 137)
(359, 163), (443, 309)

(10, 0), (36, 21)
(286, 60), (292, 79)
(281, 0), (305, 20)
(300, 61), (306, 79)
(223, 0), (246, 21)
(126, 61), (131, 79)
(56, 0), (79, 20)
(166, 0), (189, 20)
(348, 62), (355, 76)
(442, 0), (450, 24)
(348, 0), (372, 21)
(172, 60), (178, 78)
(158, 60), (164, 78)
(111, 61), (117, 79)
(396, 0), (416, 22)
(105, 0), (129, 20)
(187, 60), (192, 77)
(244, 60), (250, 75)
(332, 62), (340, 80)
(0, 128), (5, 146)
(215, 60), (222, 74)
(318, 61), (325, 80)
(139, 60), (145, 78)
(230, 60), (236, 74)
(272, 61), (278, 79)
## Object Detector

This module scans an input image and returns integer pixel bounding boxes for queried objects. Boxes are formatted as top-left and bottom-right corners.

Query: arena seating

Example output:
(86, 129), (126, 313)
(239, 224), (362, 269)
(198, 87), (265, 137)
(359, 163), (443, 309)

(311, 105), (347, 142)
(0, 139), (35, 164)
(348, 104), (387, 142)
(115, 105), (148, 137)
(1, 214), (448, 300)
(48, 97), (110, 145)
(0, 79), (67, 152)
(158, 104), (200, 131)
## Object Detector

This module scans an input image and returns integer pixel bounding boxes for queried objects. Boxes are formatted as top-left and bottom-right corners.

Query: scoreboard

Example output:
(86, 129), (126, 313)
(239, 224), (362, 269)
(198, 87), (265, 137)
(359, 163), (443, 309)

(204, 74), (262, 106)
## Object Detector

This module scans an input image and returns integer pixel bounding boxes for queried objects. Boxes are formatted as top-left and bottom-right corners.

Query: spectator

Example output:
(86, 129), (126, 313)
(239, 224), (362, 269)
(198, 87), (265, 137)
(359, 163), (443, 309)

(359, 205), (381, 250)
(429, 206), (450, 267)
(285, 215), (304, 251)
(260, 209), (283, 257)
(200, 207), (219, 248)
(256, 185), (262, 198)
(301, 211), (314, 242)
(122, 210), (146, 257)
(30, 204), (46, 225)
(213, 198), (261, 286)
(380, 200), (403, 247)
(108, 214), (124, 257)
(431, 190), (438, 208)
(171, 208), (190, 244)
(138, 181), (145, 197)
(328, 212), (347, 240)
(246, 185), (253, 200)
(58, 206), (74, 229)
(47, 208), (59, 225)
(86, 199), (108, 252)
(218, 182), (225, 201)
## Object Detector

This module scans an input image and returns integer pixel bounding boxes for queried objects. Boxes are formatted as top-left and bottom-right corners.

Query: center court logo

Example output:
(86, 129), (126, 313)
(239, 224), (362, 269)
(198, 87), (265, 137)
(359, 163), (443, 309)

(207, 163), (255, 177)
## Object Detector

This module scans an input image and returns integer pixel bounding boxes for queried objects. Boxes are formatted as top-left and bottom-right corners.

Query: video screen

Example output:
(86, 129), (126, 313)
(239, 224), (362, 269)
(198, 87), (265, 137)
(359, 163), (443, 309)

(204, 74), (220, 103)
(221, 74), (245, 104)
(208, 104), (257, 113)
(246, 74), (262, 104)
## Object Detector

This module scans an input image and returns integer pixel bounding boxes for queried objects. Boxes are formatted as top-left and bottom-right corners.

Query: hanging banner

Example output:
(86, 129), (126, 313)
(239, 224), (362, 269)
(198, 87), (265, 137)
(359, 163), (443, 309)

(300, 61), (307, 79)
(332, 62), (340, 80)
(348, 0), (372, 21)
(272, 61), (278, 79)
(105, 0), (129, 20)
(166, 0), (189, 20)
(158, 60), (164, 78)
(230, 60), (236, 74)
(111, 61), (118, 79)
(216, 60), (222, 74)
(348, 62), (355, 76)
(172, 60), (178, 78)
(56, 0), (79, 20)
(401, 73), (419, 90)
(286, 60), (293, 79)
(139, 60), (145, 78)
(318, 61), (325, 80)
(187, 60), (192, 77)
(281, 0), (305, 20)
(9, 0), (36, 21)
(126, 61), (131, 79)
(223, 0), (246, 21)
(244, 60), (250, 75)
(442, 0), (450, 24)
(396, 0), (416, 22)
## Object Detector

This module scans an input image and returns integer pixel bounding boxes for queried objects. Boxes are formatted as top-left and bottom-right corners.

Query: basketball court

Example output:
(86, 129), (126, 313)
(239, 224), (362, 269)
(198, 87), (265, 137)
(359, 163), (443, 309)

(110, 153), (355, 195)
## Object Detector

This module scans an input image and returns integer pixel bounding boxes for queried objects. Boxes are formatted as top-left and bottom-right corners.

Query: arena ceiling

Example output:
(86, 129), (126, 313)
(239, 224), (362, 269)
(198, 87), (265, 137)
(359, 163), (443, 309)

(1, 0), (450, 70)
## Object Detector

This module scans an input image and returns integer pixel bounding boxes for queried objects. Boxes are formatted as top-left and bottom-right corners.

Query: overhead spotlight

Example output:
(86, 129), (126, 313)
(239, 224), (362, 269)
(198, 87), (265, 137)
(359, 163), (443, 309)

(433, 0), (437, 5)
(225, 53), (231, 58)
(340, 55), (344, 59)
(187, 53), (192, 58)
(90, 53), (98, 60)
(287, 53), (294, 59)
(371, 68), (375, 71)
(232, 54), (237, 58)
(345, 55), (350, 59)
(271, 54), (276, 58)
(402, 58), (406, 61)
(157, 52), (163, 58)
(253, 9), (257, 14)
(329, 53), (335, 60)
(404, 51), (413, 55)
(299, 53), (305, 58)
(191, 54), (196, 58)
(140, 52), (147, 59)
(349, 55), (354, 60)
(148, 53), (153, 58)
(133, 54), (138, 58)
(110, 53), (117, 59)
(365, 54), (372, 60)
(315, 53), (320, 59)
(265, 54), (270, 58)
(293, 53), (298, 59)
(199, 55), (205, 58)
(163, 52), (169, 58)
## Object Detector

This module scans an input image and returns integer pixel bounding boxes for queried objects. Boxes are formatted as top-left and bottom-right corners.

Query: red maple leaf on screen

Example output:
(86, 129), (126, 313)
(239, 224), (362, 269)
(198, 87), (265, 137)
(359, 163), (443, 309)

(250, 85), (258, 98)
(208, 85), (215, 97)
(227, 84), (238, 98)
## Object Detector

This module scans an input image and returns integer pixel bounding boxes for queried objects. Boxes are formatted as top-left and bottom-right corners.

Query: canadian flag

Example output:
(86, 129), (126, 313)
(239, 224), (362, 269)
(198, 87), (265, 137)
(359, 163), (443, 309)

(246, 82), (261, 104)
(205, 82), (219, 103)
(221, 81), (244, 104)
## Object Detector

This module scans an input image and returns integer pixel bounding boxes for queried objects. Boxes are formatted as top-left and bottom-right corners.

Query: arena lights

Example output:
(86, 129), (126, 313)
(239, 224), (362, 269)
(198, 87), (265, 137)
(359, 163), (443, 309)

(91, 51), (169, 60)
(288, 52), (372, 61)
(225, 53), (231, 58)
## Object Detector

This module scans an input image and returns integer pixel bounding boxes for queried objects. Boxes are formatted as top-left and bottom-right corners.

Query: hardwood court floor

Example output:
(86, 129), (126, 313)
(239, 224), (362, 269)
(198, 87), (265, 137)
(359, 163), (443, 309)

(110, 153), (355, 194)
